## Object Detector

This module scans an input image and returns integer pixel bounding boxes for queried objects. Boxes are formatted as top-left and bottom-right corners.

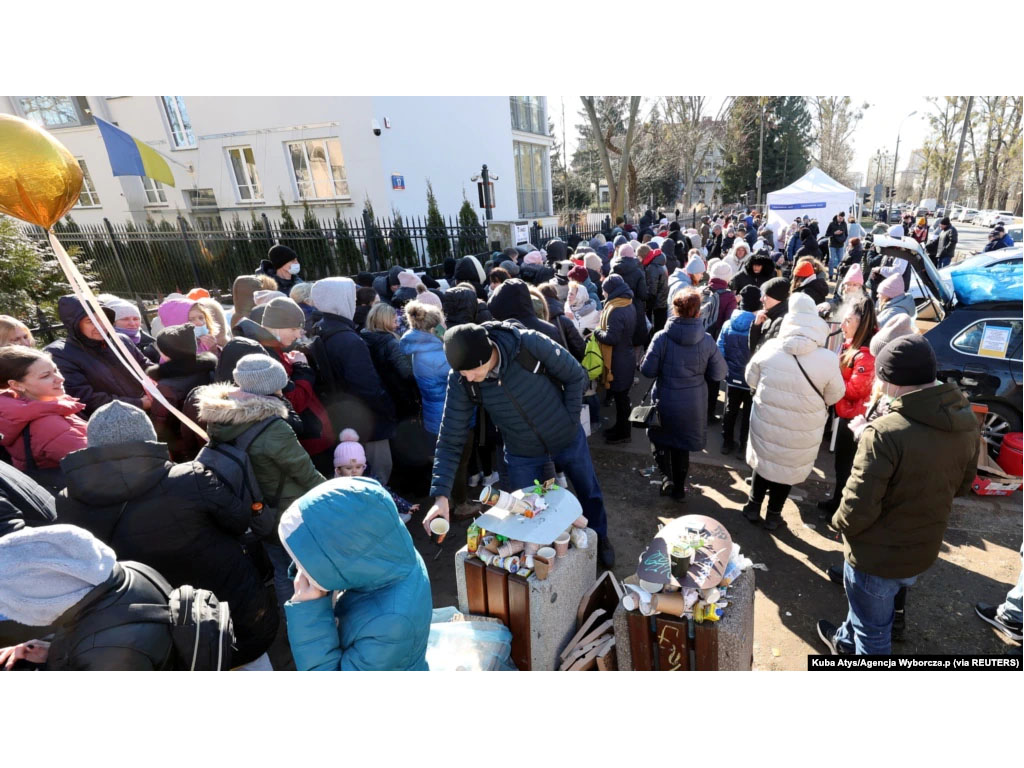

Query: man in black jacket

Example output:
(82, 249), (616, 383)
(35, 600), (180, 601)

(421, 323), (615, 568)
(257, 244), (304, 294)
(748, 278), (790, 354)
(827, 212), (848, 281)
(932, 217), (958, 269)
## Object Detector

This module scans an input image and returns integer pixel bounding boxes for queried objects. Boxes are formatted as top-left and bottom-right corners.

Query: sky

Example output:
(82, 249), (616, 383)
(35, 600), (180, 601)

(547, 95), (936, 188)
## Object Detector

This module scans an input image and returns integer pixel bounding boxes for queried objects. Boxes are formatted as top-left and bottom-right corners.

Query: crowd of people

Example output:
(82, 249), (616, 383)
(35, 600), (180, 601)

(0, 207), (1020, 671)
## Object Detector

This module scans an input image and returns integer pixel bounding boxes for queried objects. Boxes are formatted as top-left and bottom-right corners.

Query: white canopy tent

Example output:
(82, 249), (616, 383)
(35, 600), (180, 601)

(765, 168), (857, 251)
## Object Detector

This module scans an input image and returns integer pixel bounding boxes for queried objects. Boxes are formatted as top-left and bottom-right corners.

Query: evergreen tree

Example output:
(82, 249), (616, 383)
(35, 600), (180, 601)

(424, 179), (451, 265)
(456, 198), (487, 255)
(0, 216), (97, 321)
(335, 216), (364, 275)
(362, 199), (390, 270)
(389, 210), (417, 267)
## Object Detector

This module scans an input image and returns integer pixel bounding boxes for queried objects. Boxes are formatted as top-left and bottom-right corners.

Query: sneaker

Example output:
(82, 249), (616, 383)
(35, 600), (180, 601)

(482, 471), (500, 486)
(660, 477), (674, 497)
(556, 472), (568, 488)
(597, 535), (616, 569)
(467, 473), (482, 488)
(975, 603), (1023, 641)
(891, 609), (906, 642)
(721, 440), (737, 455)
(826, 564), (844, 586)
(816, 619), (842, 655)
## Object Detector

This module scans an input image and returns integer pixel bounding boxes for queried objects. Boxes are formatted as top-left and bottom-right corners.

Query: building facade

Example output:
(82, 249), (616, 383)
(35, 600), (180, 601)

(1, 96), (555, 228)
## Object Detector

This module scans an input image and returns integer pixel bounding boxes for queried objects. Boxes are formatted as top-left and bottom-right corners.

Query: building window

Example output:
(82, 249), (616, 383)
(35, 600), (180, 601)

(75, 159), (101, 207)
(184, 188), (218, 209)
(226, 147), (262, 201)
(510, 97), (546, 135)
(18, 96), (87, 128)
(514, 141), (550, 218)
(161, 96), (196, 149)
(287, 138), (349, 200)
(142, 176), (168, 205)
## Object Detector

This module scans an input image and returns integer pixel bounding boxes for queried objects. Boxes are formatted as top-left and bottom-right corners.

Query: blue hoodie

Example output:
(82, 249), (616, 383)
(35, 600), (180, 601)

(279, 477), (432, 671)
(399, 328), (450, 435)
(716, 308), (755, 388)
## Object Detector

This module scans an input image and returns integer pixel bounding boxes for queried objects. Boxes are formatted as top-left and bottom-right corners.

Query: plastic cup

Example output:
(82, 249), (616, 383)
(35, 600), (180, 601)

(429, 517), (450, 543)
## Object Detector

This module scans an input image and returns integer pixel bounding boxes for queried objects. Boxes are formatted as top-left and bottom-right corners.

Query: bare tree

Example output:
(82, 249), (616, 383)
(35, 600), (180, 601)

(808, 97), (868, 184)
(580, 96), (641, 220)
(661, 97), (731, 212)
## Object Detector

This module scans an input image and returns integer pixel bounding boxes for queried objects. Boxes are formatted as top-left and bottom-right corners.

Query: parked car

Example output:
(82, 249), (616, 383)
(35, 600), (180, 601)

(935, 207), (945, 217)
(1008, 227), (1022, 244)
(991, 211), (1017, 227)
(915, 207), (930, 218)
(958, 208), (979, 223)
(926, 303), (1023, 458)
(948, 205), (964, 220)
(910, 246), (1022, 302)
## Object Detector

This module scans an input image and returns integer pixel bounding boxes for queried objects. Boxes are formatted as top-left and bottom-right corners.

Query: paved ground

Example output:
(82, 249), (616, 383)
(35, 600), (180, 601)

(395, 380), (1022, 671)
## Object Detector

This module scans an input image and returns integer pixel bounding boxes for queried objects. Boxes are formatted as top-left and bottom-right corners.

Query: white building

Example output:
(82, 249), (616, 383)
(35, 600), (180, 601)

(0, 96), (555, 228)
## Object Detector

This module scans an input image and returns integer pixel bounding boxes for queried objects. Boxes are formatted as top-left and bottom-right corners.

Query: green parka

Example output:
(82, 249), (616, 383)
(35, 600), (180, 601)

(832, 382), (979, 579)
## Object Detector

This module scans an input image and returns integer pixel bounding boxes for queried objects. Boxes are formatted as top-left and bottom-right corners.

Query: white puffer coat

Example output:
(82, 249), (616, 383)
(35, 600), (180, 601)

(745, 293), (845, 485)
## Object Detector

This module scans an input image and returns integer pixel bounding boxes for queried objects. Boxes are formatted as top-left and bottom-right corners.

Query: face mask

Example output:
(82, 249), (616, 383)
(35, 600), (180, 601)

(193, 325), (209, 338)
(289, 263), (301, 275)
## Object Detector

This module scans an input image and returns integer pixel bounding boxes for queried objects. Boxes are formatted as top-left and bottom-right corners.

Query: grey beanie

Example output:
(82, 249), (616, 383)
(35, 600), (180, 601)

(869, 313), (916, 358)
(233, 353), (288, 395)
(87, 400), (157, 448)
(261, 296), (306, 330)
(499, 259), (520, 277)
(0, 524), (117, 626)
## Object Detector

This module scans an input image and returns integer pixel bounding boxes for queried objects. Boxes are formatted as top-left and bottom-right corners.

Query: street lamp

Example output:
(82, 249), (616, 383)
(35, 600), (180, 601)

(470, 164), (499, 221)
(891, 111), (918, 210)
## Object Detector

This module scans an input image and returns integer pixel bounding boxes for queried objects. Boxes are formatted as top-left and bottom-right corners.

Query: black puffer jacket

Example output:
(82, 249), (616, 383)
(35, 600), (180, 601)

(146, 355), (217, 462)
(795, 276), (830, 306)
(360, 329), (419, 420)
(487, 279), (561, 341)
(543, 295), (587, 361)
(519, 262), (555, 285)
(612, 257), (649, 346)
(56, 442), (278, 666)
(45, 296), (149, 417)
(644, 250), (669, 310)
(0, 460), (56, 538)
(795, 229), (823, 260)
(45, 562), (176, 671)
(442, 283), (492, 326)
(729, 253), (777, 293)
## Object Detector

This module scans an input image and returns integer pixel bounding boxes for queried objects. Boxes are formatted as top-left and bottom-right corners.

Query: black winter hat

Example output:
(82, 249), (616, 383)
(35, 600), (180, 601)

(268, 244), (298, 270)
(155, 323), (197, 362)
(761, 277), (790, 303)
(739, 284), (763, 312)
(355, 271), (375, 288)
(443, 324), (494, 371)
(940, 216), (951, 226)
(875, 334), (936, 386)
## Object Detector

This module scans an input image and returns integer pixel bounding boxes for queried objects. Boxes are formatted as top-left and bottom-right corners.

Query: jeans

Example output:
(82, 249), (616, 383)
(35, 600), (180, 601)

(264, 542), (295, 612)
(505, 425), (608, 537)
(722, 385), (752, 447)
(834, 561), (918, 654)
(937, 254), (952, 269)
(828, 247), (843, 280)
(998, 544), (1024, 624)
(747, 470), (791, 513)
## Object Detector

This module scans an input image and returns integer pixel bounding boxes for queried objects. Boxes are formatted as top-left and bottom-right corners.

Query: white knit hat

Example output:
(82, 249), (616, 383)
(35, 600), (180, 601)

(710, 260), (734, 282)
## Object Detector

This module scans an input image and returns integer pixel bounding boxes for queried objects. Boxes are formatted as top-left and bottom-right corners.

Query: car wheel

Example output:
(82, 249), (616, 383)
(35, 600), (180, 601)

(980, 402), (1022, 461)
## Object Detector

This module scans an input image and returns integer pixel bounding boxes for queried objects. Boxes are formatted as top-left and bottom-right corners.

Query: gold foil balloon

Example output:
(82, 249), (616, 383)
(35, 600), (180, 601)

(0, 113), (83, 229)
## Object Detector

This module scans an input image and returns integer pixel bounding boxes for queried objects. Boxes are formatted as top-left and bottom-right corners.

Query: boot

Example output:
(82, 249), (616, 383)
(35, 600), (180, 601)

(660, 477), (674, 497)
(891, 609), (906, 642)
(742, 501), (761, 524)
(763, 509), (785, 532)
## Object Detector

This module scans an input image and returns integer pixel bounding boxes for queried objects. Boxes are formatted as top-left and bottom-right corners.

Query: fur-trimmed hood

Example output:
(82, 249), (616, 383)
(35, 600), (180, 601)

(195, 382), (288, 426)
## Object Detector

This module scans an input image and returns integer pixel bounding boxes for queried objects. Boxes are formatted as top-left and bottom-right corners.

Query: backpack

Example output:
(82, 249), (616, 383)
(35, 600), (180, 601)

(460, 321), (563, 403)
(195, 417), (279, 539)
(582, 334), (604, 381)
(48, 562), (235, 671)
(699, 287), (728, 336)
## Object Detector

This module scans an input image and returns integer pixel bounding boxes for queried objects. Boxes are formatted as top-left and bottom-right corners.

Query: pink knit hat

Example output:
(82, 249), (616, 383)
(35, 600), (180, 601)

(618, 244), (636, 259)
(397, 270), (421, 288)
(415, 290), (443, 310)
(523, 251), (544, 265)
(158, 298), (194, 327)
(878, 273), (904, 300)
(841, 263), (864, 286)
(333, 428), (366, 467)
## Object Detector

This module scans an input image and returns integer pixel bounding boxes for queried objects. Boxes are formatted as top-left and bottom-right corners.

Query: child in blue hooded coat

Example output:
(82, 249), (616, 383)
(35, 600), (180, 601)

(716, 284), (761, 455)
(278, 476), (432, 671)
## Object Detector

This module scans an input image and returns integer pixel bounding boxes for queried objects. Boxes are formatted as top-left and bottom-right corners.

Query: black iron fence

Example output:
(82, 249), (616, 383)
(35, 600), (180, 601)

(24, 211), (610, 300)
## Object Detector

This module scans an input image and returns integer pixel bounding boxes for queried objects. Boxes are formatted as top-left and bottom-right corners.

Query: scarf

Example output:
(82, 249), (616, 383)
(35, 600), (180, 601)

(642, 248), (661, 267)
(598, 297), (633, 388)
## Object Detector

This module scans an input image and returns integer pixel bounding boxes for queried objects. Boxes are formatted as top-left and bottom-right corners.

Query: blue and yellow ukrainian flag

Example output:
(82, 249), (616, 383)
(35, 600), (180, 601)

(94, 117), (175, 187)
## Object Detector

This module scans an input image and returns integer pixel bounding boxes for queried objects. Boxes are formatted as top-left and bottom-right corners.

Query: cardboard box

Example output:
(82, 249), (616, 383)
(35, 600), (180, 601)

(973, 434), (1023, 496)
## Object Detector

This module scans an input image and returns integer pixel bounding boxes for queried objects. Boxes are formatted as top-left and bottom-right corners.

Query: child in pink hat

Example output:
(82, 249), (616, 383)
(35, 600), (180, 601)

(838, 263), (865, 300)
(333, 429), (418, 523)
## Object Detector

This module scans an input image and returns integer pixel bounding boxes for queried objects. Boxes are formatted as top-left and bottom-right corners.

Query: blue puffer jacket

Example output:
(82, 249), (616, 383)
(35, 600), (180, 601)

(429, 323), (585, 499)
(717, 309), (755, 388)
(280, 476), (432, 671)
(640, 316), (727, 452)
(399, 328), (449, 435)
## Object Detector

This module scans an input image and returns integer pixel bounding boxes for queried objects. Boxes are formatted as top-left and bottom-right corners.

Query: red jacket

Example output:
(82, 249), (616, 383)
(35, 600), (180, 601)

(0, 392), (88, 470)
(274, 350), (335, 458)
(834, 343), (875, 420)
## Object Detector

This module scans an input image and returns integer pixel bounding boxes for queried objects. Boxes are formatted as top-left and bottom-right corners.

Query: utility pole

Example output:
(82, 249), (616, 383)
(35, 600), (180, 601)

(561, 97), (568, 216)
(944, 96), (973, 211)
(756, 98), (766, 208)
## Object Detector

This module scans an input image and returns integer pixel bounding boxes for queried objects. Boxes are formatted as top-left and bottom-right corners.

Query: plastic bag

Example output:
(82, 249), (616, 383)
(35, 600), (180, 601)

(426, 613), (517, 671)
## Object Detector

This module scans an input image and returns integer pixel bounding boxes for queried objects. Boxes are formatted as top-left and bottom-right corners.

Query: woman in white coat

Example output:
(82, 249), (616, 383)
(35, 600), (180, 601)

(743, 292), (845, 530)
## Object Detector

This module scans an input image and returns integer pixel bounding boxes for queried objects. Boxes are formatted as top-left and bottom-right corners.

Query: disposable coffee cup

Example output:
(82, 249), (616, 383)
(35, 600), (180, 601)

(554, 532), (570, 557)
(537, 546), (556, 561)
(534, 555), (552, 580)
(651, 592), (686, 617)
(429, 517), (450, 543)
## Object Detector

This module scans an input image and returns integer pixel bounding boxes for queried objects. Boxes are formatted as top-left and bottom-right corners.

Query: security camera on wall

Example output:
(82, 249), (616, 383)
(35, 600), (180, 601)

(371, 119), (382, 137)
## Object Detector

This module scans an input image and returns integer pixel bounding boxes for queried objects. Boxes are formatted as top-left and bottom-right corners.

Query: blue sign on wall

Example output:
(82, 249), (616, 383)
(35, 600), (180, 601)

(772, 201), (826, 210)
(391, 175), (405, 190)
